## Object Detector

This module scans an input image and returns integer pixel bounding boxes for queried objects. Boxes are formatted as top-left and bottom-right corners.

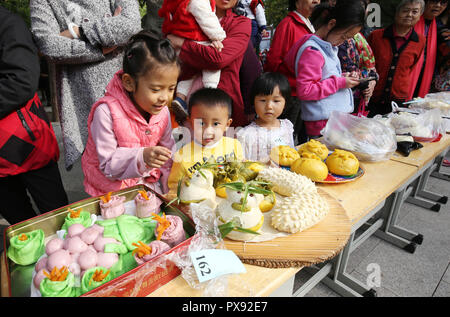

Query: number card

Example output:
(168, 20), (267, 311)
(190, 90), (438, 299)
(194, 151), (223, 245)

(190, 249), (246, 283)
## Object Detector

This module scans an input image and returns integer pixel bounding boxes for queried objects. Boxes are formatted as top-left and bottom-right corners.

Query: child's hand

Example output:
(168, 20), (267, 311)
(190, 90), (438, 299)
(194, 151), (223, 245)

(211, 40), (224, 52)
(143, 146), (172, 169)
(344, 75), (360, 89)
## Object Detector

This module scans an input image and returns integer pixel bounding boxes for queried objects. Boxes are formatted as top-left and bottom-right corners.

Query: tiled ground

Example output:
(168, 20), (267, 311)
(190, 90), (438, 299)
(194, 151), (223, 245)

(1, 122), (449, 297)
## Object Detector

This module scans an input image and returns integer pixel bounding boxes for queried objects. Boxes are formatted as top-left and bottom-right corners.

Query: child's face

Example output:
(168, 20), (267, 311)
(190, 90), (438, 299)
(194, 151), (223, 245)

(189, 103), (232, 146)
(254, 86), (286, 126)
(123, 64), (179, 116)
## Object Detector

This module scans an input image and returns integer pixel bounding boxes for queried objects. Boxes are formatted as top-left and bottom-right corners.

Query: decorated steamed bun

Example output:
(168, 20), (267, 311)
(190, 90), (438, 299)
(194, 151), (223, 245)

(297, 139), (329, 161)
(291, 152), (329, 182)
(270, 145), (300, 166)
(326, 149), (359, 176)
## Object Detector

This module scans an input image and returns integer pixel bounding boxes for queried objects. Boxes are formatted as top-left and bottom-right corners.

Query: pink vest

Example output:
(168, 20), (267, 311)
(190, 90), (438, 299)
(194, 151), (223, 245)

(82, 71), (169, 196)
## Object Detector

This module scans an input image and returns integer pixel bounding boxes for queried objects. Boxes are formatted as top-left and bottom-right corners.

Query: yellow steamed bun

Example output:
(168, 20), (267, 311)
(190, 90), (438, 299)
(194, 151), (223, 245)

(326, 149), (359, 176)
(297, 139), (329, 161)
(291, 152), (329, 182)
(270, 145), (300, 167)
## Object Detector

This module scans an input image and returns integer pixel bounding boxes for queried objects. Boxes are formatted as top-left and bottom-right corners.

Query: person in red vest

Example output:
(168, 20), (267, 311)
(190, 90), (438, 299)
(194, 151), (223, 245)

(264, 0), (320, 145)
(367, 0), (426, 116)
(409, 0), (448, 99)
(0, 6), (68, 225)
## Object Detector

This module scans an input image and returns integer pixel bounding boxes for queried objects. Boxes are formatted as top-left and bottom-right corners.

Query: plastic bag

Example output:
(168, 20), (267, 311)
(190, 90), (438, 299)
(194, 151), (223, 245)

(387, 108), (444, 140)
(407, 92), (450, 117)
(164, 201), (255, 297)
(321, 111), (397, 161)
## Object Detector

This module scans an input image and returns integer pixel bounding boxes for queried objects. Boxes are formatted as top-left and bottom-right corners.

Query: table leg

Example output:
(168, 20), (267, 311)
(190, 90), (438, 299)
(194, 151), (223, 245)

(321, 232), (377, 297)
(406, 162), (448, 211)
(270, 275), (295, 297)
(292, 263), (333, 297)
(373, 187), (421, 253)
(430, 152), (450, 181)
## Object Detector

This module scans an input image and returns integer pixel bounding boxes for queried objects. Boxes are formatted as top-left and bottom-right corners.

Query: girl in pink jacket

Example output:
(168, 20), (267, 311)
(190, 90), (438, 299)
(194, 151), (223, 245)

(284, 2), (365, 138)
(81, 31), (180, 197)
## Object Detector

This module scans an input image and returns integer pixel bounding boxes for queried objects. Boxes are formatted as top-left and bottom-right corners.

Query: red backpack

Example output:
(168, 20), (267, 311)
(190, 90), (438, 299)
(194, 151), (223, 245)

(0, 93), (59, 177)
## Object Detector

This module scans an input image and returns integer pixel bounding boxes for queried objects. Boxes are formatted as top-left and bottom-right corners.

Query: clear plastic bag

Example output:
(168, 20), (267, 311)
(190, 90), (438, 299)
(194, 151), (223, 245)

(386, 108), (444, 141)
(407, 92), (450, 117)
(163, 201), (255, 297)
(321, 111), (397, 161)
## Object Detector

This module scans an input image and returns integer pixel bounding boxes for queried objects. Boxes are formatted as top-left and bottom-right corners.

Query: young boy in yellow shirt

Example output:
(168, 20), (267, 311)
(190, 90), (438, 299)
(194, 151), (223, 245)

(167, 88), (244, 195)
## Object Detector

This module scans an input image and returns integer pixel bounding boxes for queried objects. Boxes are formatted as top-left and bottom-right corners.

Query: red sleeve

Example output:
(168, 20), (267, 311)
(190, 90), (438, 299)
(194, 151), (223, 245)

(178, 15), (251, 71)
(296, 47), (347, 101)
(264, 18), (309, 73)
(264, 18), (290, 72)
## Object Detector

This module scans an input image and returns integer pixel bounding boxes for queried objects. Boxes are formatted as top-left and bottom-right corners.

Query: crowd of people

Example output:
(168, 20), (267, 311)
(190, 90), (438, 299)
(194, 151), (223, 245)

(0, 0), (448, 225)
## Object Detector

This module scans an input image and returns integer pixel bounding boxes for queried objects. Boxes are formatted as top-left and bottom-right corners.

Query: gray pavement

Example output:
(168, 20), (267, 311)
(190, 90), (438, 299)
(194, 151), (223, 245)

(1, 121), (449, 297)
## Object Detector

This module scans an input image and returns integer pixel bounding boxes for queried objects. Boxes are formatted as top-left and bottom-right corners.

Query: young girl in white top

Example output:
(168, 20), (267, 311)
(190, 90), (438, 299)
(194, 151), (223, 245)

(236, 72), (295, 163)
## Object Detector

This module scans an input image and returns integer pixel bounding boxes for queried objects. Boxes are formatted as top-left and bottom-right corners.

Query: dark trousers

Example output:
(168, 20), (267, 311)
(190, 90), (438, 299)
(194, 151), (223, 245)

(250, 20), (262, 53)
(280, 96), (308, 145)
(0, 161), (68, 225)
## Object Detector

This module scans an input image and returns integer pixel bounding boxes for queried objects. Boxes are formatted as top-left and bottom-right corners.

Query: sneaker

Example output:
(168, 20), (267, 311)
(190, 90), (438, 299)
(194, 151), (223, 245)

(170, 97), (188, 125)
(443, 159), (450, 167)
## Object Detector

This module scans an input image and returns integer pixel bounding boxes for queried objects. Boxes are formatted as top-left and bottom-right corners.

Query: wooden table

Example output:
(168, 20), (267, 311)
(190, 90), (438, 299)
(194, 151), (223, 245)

(390, 134), (450, 169)
(306, 136), (450, 297)
(2, 138), (448, 298)
(149, 265), (300, 297)
(388, 135), (450, 211)
(371, 134), (450, 255)
(318, 160), (418, 226)
(293, 160), (419, 297)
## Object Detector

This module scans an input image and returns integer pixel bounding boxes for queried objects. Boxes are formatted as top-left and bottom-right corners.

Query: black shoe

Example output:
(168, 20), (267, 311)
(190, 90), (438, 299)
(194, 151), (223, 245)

(170, 97), (188, 125)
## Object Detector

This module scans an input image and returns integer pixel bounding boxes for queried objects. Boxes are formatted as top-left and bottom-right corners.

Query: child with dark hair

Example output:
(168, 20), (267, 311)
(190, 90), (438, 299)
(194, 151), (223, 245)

(236, 72), (295, 162)
(81, 30), (180, 197)
(284, 0), (365, 138)
(167, 87), (244, 194)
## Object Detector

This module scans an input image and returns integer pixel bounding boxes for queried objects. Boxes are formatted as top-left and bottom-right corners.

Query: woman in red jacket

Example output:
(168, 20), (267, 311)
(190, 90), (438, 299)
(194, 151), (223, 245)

(167, 0), (251, 128)
(264, 0), (320, 144)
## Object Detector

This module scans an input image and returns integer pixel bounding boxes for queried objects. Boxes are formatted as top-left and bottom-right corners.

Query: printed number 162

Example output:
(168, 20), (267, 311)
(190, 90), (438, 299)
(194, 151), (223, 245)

(195, 255), (211, 276)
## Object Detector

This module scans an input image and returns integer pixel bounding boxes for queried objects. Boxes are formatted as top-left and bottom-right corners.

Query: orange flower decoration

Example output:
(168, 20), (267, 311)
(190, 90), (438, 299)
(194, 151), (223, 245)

(43, 266), (69, 282)
(89, 269), (110, 286)
(152, 213), (171, 241)
(132, 241), (152, 258)
(18, 234), (28, 241)
(68, 208), (81, 218)
(138, 190), (149, 200)
(100, 192), (112, 203)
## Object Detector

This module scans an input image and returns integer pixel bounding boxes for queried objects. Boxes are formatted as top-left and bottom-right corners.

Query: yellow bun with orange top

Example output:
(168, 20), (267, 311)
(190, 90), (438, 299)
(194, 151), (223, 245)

(270, 145), (300, 167)
(326, 149), (359, 176)
(291, 152), (329, 182)
(297, 139), (329, 161)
